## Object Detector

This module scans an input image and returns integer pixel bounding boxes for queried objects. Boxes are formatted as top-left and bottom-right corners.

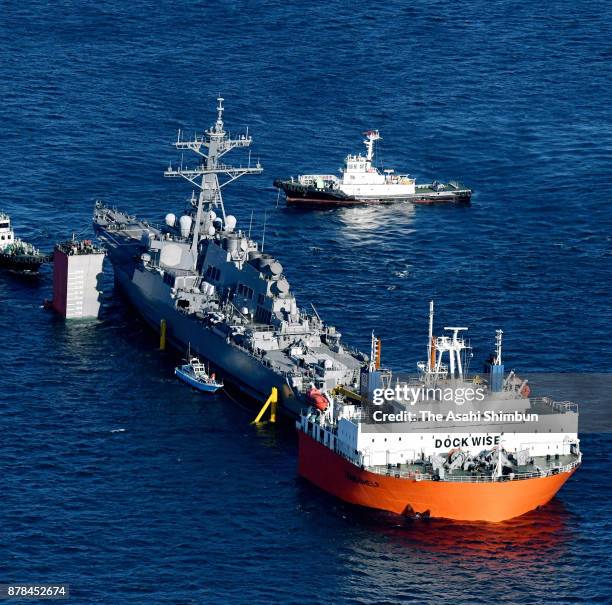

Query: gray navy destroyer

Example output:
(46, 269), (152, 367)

(93, 98), (365, 415)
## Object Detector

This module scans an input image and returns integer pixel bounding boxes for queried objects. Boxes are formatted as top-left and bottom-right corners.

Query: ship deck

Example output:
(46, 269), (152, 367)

(369, 453), (579, 483)
(265, 346), (362, 378)
(414, 182), (470, 194)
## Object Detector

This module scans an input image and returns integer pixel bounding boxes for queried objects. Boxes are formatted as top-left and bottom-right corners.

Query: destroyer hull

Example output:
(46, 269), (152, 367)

(298, 432), (575, 522)
(284, 191), (471, 208)
(112, 262), (302, 416)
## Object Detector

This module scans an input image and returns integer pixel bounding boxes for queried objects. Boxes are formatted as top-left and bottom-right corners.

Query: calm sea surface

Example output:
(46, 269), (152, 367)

(1, 1), (611, 603)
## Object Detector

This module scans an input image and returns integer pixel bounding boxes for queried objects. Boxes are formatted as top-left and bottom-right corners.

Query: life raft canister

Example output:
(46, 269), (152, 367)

(307, 387), (329, 411)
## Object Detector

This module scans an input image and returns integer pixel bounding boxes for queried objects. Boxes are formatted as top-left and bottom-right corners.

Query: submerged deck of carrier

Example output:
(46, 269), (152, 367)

(93, 98), (364, 415)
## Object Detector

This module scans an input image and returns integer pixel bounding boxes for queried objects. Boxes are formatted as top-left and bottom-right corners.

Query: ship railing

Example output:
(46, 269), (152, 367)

(550, 400), (579, 413)
(228, 338), (303, 378)
(301, 420), (582, 482)
(530, 396), (579, 413)
(298, 174), (337, 185)
(370, 458), (581, 483)
(340, 409), (364, 421)
(234, 322), (275, 333)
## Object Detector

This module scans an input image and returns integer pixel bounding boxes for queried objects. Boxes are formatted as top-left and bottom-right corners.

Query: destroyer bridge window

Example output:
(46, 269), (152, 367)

(237, 284), (254, 300)
(206, 266), (221, 281)
(255, 306), (272, 325)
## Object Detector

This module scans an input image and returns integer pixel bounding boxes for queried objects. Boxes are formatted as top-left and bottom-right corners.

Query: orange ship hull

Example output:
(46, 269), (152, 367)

(298, 432), (576, 522)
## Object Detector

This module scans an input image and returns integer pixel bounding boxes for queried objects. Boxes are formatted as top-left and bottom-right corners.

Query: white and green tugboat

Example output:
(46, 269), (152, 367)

(0, 212), (52, 273)
(274, 130), (472, 207)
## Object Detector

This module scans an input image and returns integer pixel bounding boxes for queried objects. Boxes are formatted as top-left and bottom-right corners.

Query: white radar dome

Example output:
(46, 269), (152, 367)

(274, 279), (290, 294)
(179, 215), (193, 238)
(225, 215), (237, 233)
(207, 226), (216, 236)
(165, 213), (176, 227)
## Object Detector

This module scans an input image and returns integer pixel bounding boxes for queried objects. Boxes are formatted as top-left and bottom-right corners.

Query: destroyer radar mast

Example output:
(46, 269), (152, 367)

(164, 96), (263, 258)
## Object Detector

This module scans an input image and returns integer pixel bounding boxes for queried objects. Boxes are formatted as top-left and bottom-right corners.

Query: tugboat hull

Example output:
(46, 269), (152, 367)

(0, 252), (50, 273)
(274, 180), (472, 208)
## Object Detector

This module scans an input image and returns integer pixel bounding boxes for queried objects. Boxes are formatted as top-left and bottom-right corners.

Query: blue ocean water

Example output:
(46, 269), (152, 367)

(1, 1), (611, 603)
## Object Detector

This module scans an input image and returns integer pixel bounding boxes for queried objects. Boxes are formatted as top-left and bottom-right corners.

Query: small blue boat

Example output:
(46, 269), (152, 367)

(175, 354), (223, 394)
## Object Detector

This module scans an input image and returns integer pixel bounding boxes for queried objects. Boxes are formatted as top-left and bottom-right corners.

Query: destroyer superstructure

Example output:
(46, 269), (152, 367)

(274, 130), (472, 207)
(94, 98), (365, 414)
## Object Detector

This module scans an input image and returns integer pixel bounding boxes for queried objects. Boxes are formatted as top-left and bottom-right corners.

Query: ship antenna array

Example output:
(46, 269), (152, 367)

(261, 210), (268, 252)
(163, 96), (263, 254)
(462, 340), (473, 377)
(495, 329), (503, 365)
(427, 300), (434, 372)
